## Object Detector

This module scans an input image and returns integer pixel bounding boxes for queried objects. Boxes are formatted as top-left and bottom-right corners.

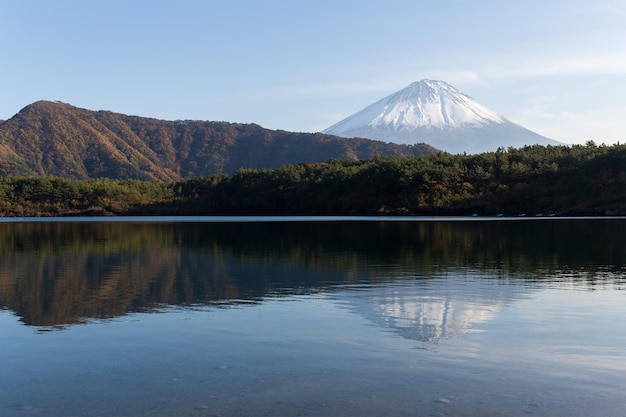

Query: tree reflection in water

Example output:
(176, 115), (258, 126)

(0, 218), (624, 328)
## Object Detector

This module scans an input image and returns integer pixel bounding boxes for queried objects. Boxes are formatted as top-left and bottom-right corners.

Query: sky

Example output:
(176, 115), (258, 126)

(2, 0), (626, 145)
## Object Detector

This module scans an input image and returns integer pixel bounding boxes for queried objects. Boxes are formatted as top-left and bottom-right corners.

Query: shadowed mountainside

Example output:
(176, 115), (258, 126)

(0, 101), (438, 180)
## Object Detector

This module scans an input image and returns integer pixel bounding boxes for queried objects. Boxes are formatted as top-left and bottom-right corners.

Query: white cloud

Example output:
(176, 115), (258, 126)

(511, 103), (626, 145)
(488, 54), (626, 79)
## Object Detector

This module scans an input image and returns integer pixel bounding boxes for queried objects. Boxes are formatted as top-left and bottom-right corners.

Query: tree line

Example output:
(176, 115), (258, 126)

(0, 142), (624, 217)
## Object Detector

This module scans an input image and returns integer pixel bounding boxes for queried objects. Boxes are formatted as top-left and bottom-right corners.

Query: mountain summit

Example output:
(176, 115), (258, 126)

(323, 80), (563, 154)
(0, 101), (437, 180)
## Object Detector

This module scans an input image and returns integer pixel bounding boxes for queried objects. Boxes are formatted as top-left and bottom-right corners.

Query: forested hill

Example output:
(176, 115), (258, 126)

(1, 143), (625, 217)
(0, 101), (438, 180)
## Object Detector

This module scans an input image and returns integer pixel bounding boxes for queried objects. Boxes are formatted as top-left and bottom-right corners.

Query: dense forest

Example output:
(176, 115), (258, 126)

(0, 142), (624, 217)
(0, 101), (436, 179)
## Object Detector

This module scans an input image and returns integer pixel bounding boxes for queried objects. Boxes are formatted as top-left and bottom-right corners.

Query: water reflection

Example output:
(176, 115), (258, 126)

(0, 219), (625, 329)
(341, 276), (508, 343)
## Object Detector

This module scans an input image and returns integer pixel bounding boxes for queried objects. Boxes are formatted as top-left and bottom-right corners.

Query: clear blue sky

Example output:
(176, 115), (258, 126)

(2, 0), (626, 145)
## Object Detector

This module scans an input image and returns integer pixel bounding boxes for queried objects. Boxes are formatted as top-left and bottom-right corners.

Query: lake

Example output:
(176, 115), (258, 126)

(1, 217), (625, 417)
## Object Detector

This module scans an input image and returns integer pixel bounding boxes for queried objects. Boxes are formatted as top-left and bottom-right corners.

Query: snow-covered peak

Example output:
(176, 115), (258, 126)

(325, 80), (505, 135)
(322, 79), (562, 154)
(379, 80), (505, 128)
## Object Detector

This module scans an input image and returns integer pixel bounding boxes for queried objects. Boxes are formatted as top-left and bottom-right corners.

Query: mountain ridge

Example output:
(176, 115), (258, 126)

(0, 100), (438, 180)
(323, 80), (563, 154)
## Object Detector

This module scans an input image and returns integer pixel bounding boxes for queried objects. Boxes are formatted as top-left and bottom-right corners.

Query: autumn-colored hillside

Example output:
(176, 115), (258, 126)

(0, 101), (438, 180)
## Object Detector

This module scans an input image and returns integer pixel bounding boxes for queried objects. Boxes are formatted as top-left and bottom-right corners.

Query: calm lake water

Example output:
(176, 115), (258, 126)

(1, 217), (625, 417)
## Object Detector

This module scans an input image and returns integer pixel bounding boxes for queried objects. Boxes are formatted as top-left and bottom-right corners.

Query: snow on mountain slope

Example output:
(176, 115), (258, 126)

(323, 80), (563, 154)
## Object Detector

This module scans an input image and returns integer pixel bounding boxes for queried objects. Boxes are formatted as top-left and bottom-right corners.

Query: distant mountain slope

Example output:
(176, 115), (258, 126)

(0, 101), (439, 180)
(323, 80), (564, 154)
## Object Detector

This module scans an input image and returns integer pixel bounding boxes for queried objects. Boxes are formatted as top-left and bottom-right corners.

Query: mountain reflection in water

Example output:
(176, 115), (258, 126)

(337, 277), (505, 343)
(0, 219), (624, 332)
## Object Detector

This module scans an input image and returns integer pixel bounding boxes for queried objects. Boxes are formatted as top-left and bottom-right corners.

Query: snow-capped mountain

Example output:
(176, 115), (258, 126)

(323, 80), (563, 154)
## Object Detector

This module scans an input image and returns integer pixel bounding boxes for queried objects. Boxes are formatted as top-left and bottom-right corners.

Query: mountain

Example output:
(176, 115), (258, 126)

(323, 80), (563, 154)
(0, 101), (438, 180)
